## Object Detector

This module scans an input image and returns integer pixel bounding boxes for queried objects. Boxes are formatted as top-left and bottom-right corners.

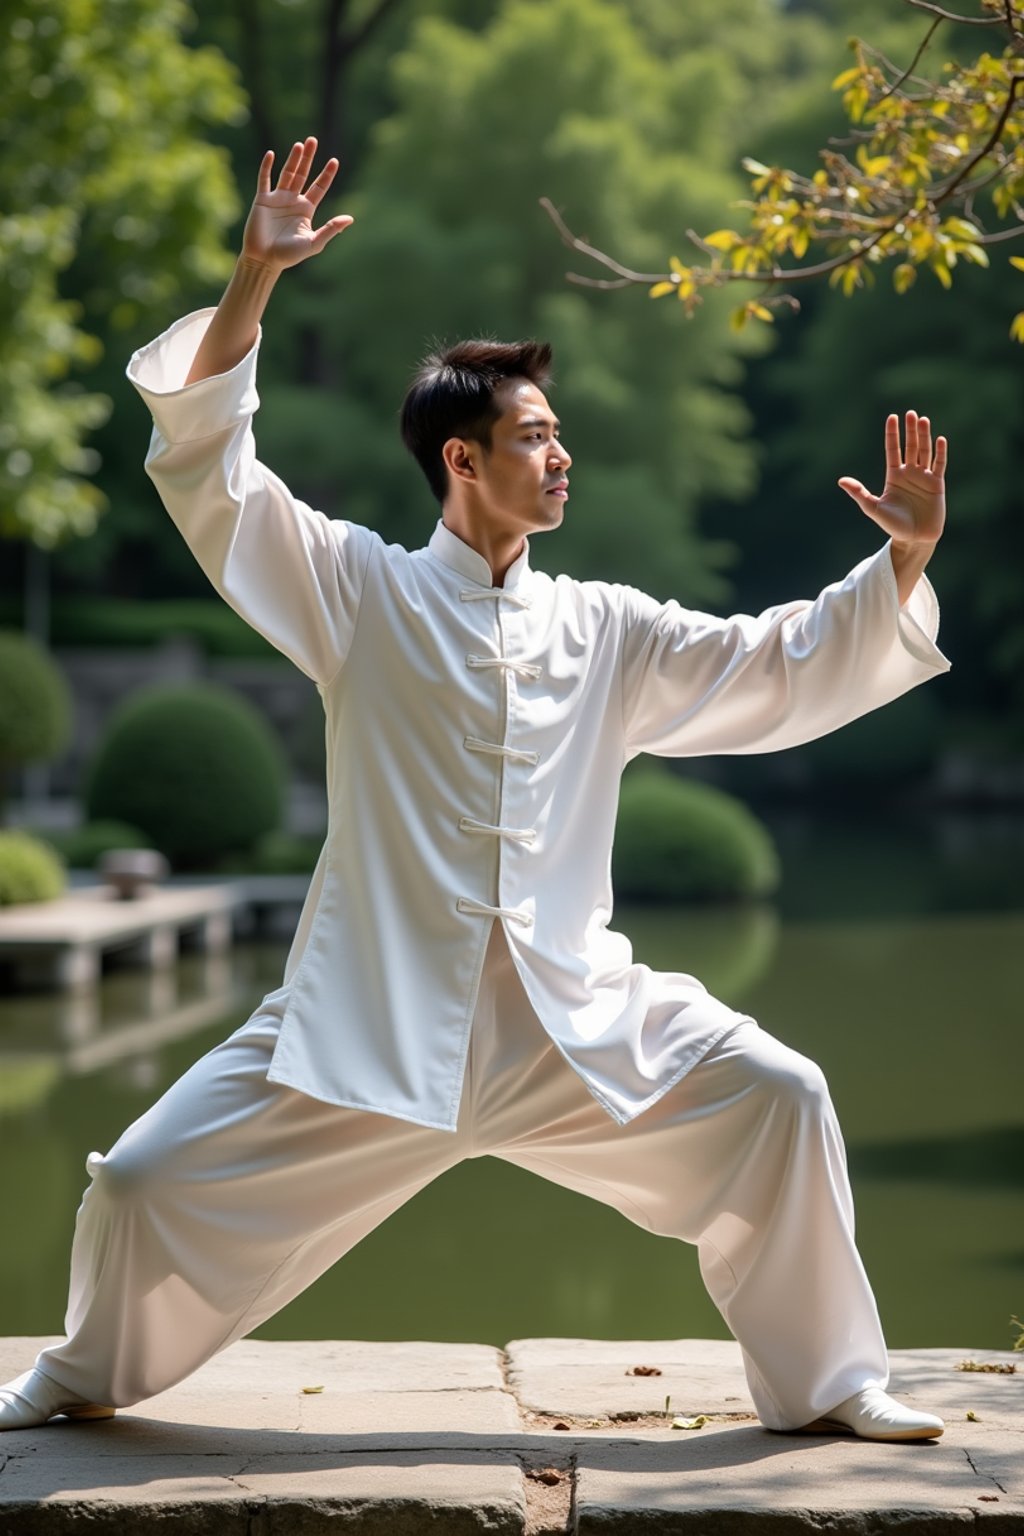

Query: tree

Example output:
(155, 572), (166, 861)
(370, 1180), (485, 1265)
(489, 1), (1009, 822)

(255, 0), (813, 604)
(542, 0), (1024, 341)
(2, 0), (246, 548)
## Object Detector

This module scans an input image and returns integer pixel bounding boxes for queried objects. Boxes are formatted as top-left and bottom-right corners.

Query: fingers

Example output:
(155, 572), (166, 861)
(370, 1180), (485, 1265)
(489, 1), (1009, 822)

(918, 414), (932, 468)
(837, 476), (878, 514)
(904, 408), (919, 467)
(305, 157), (340, 209)
(884, 413), (901, 474)
(310, 215), (354, 254)
(258, 149), (274, 195)
(270, 136), (339, 203)
(887, 410), (944, 473)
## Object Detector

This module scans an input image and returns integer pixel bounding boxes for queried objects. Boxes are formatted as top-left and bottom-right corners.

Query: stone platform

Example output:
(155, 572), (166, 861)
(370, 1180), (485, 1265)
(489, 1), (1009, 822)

(0, 1337), (1019, 1533)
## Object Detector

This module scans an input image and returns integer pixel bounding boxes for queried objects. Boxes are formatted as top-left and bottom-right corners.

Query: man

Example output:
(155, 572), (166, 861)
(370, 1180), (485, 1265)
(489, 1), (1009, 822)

(2, 138), (951, 1440)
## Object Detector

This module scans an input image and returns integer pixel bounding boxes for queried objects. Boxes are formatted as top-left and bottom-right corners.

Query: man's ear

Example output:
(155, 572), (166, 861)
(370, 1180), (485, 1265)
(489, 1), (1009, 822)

(443, 436), (476, 485)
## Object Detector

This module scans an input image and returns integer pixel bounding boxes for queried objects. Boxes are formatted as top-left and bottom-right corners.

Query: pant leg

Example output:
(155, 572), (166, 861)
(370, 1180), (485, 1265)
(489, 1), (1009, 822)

(478, 993), (889, 1432)
(33, 994), (470, 1409)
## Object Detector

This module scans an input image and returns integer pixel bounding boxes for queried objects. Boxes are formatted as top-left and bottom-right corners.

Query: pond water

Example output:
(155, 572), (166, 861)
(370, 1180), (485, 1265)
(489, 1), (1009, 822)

(1, 809), (1021, 1355)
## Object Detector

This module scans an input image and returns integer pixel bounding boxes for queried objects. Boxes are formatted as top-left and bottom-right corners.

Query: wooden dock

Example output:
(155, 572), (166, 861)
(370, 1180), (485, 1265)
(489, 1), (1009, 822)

(0, 882), (244, 991)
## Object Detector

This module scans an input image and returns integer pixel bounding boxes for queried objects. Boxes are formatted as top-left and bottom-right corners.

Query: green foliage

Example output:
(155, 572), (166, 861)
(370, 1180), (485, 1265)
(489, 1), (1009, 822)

(612, 765), (780, 903)
(0, 828), (66, 906)
(84, 682), (286, 870)
(2, 0), (246, 547)
(621, 3), (1024, 336)
(44, 818), (151, 870)
(213, 829), (324, 875)
(0, 595), (285, 659)
(0, 631), (72, 811)
(262, 0), (795, 604)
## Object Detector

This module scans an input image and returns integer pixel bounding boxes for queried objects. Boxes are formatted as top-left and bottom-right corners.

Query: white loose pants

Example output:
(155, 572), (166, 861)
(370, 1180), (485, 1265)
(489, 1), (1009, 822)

(34, 923), (889, 1431)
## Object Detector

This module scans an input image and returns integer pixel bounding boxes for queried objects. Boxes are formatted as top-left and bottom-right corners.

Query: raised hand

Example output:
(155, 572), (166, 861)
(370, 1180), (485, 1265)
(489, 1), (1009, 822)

(242, 136), (353, 272)
(837, 411), (947, 550)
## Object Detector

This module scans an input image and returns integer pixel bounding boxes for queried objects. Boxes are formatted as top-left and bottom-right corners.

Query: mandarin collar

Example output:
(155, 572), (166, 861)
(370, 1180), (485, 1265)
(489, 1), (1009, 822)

(427, 519), (532, 592)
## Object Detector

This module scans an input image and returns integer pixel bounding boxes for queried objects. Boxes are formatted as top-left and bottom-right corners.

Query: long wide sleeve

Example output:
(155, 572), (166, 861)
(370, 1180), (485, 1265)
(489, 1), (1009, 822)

(126, 308), (376, 688)
(621, 540), (952, 760)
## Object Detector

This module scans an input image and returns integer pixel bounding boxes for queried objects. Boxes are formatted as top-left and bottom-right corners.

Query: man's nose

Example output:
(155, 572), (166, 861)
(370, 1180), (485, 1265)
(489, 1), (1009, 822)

(551, 443), (571, 471)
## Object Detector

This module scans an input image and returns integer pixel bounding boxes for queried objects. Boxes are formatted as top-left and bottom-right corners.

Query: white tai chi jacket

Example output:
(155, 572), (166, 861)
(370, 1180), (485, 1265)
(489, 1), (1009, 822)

(127, 309), (952, 1132)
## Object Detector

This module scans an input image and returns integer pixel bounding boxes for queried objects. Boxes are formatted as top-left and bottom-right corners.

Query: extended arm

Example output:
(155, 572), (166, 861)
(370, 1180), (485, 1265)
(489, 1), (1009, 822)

(185, 137), (353, 385)
(126, 137), (373, 689)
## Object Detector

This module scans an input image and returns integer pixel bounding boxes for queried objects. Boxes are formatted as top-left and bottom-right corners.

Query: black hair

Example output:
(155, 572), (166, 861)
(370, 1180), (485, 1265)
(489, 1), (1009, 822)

(399, 337), (554, 505)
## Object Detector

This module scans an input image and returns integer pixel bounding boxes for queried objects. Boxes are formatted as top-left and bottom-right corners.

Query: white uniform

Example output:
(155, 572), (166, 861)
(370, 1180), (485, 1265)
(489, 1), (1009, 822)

(120, 309), (946, 1132)
(28, 310), (952, 1429)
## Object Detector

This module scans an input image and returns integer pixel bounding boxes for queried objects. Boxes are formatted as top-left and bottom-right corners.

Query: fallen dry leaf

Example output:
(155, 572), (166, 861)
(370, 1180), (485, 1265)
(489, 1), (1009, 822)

(978, 1496), (999, 1503)
(957, 1360), (1015, 1374)
(966, 1411), (979, 1422)
(627, 1364), (662, 1376)
(553, 1420), (571, 1431)
(672, 1414), (709, 1430)
(301, 1385), (325, 1394)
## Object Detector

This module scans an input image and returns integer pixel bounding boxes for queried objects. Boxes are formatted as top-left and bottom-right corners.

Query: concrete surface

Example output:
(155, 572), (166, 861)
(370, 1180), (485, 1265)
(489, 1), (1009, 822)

(0, 1337), (1019, 1534)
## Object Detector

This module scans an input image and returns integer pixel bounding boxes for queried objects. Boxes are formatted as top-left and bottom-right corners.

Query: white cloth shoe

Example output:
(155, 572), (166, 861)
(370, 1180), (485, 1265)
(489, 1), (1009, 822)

(797, 1385), (944, 1441)
(0, 1369), (115, 1431)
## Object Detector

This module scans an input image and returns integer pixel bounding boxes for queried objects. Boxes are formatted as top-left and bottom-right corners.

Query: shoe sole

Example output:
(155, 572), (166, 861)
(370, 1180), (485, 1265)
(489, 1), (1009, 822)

(793, 1417), (943, 1441)
(60, 1404), (117, 1422)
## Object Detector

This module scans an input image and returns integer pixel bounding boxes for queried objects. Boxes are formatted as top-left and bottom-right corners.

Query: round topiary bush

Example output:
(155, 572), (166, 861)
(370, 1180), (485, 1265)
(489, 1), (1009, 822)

(612, 766), (780, 903)
(0, 630), (72, 812)
(84, 683), (286, 871)
(0, 829), (67, 906)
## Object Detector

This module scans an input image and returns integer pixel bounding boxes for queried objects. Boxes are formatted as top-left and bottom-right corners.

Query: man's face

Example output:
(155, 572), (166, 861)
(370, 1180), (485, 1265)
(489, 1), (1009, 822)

(449, 379), (572, 538)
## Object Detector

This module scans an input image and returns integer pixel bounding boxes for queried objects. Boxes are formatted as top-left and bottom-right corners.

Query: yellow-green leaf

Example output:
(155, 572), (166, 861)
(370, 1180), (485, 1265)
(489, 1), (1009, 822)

(672, 1414), (710, 1430)
(669, 255), (691, 278)
(730, 305), (749, 333)
(648, 281), (676, 299)
(832, 66), (864, 90)
(1010, 256), (1024, 273)
(893, 263), (917, 294)
(302, 1385), (325, 1394)
(931, 259), (953, 289)
(749, 302), (774, 322)
(1010, 311), (1024, 343)
(702, 229), (741, 252)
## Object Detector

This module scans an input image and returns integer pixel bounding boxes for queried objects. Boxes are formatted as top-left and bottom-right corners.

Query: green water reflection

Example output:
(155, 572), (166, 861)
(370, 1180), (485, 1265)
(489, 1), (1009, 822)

(1, 814), (1021, 1352)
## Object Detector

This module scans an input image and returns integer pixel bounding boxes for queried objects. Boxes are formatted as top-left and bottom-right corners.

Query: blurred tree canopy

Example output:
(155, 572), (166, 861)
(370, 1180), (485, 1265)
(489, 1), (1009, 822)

(549, 0), (1024, 339)
(4, 0), (1021, 752)
(1, 0), (246, 547)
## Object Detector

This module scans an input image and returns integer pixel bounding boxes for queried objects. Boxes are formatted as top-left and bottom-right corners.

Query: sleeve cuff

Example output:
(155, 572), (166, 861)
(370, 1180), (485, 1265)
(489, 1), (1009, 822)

(876, 538), (952, 673)
(125, 308), (262, 443)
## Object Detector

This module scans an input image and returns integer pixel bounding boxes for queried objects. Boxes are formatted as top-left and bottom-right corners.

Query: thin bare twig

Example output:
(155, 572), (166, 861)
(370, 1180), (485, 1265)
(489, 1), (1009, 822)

(538, 197), (668, 283)
(903, 0), (1007, 25)
(876, 15), (943, 103)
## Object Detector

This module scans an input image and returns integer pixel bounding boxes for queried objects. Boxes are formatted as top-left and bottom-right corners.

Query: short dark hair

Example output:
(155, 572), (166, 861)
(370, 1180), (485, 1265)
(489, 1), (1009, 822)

(400, 337), (554, 505)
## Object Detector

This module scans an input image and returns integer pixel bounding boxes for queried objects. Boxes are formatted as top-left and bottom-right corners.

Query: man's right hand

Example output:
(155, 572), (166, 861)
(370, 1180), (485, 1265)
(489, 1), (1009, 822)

(241, 136), (354, 273)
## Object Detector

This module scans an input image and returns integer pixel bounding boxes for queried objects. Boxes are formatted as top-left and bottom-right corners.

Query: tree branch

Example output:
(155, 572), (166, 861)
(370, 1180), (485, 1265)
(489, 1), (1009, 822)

(902, 0), (1008, 25)
(339, 0), (406, 59)
(935, 74), (1022, 202)
(876, 15), (943, 104)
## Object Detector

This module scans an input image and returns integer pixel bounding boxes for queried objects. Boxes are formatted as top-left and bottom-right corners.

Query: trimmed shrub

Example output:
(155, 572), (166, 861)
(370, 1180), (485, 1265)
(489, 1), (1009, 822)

(0, 829), (67, 906)
(613, 766), (780, 903)
(54, 819), (151, 870)
(0, 631), (72, 810)
(84, 683), (286, 870)
(214, 830), (324, 876)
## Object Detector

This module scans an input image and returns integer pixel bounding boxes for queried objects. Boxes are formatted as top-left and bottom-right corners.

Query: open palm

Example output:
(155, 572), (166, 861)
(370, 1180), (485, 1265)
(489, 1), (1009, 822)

(242, 136), (353, 271)
(838, 410), (947, 548)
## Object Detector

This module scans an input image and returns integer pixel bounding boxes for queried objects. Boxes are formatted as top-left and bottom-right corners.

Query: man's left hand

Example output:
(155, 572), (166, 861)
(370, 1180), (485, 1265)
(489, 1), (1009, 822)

(838, 410), (947, 551)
